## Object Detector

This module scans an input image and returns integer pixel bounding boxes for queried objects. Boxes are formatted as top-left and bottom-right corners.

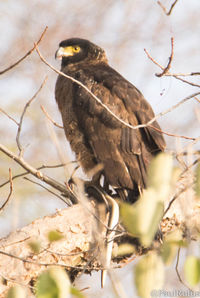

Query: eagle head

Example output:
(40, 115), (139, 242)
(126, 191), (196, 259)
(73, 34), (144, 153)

(55, 38), (107, 66)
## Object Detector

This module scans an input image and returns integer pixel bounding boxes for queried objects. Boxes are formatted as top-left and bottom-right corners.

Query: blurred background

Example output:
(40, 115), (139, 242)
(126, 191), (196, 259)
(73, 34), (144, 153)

(0, 0), (200, 296)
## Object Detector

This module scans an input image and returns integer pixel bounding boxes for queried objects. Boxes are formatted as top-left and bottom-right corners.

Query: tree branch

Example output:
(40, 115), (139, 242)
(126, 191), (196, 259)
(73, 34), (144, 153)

(0, 27), (48, 75)
(157, 0), (179, 16)
(0, 168), (13, 213)
(0, 143), (77, 204)
(16, 77), (48, 156)
(35, 45), (200, 141)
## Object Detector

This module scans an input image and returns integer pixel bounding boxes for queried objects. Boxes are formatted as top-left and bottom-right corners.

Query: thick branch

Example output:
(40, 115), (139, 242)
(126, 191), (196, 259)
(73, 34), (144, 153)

(0, 204), (96, 297)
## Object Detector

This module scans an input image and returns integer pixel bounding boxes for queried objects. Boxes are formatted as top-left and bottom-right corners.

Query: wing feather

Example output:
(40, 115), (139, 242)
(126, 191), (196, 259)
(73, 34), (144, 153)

(59, 61), (166, 198)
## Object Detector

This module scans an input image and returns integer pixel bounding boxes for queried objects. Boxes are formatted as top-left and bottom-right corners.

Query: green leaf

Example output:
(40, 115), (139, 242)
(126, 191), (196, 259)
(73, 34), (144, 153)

(120, 190), (164, 247)
(120, 202), (140, 237)
(137, 189), (164, 246)
(48, 230), (64, 242)
(135, 252), (164, 298)
(113, 243), (135, 257)
(6, 285), (26, 298)
(170, 167), (181, 188)
(164, 228), (186, 246)
(161, 242), (178, 266)
(184, 256), (200, 286)
(36, 267), (70, 298)
(70, 286), (86, 298)
(147, 153), (173, 200)
(195, 163), (200, 198)
(28, 240), (41, 254)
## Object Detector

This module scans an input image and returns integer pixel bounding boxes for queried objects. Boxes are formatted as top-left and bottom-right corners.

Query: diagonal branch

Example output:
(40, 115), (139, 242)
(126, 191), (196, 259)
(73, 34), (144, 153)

(157, 0), (179, 16)
(40, 105), (63, 128)
(156, 37), (174, 77)
(24, 176), (68, 205)
(0, 143), (77, 205)
(144, 40), (200, 88)
(0, 108), (19, 126)
(35, 45), (200, 141)
(0, 26), (48, 75)
(0, 168), (13, 213)
(16, 77), (48, 156)
(0, 163), (66, 188)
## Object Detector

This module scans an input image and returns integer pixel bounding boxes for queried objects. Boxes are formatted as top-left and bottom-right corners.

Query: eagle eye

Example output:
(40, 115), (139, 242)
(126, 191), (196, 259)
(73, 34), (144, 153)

(72, 46), (81, 53)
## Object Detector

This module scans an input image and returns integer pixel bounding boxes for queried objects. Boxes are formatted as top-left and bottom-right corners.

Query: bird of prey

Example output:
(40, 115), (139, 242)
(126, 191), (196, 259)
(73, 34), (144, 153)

(55, 38), (166, 287)
(55, 38), (166, 203)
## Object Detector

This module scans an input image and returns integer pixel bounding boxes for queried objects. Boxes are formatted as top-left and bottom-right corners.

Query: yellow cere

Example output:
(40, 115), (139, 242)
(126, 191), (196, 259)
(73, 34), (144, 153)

(63, 45), (81, 56)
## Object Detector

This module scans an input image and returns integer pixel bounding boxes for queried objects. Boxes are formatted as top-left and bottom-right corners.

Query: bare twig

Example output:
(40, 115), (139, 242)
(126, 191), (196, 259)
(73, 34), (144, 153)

(144, 48), (164, 70)
(164, 181), (194, 216)
(157, 0), (179, 16)
(0, 168), (13, 213)
(0, 26), (48, 75)
(40, 105), (63, 128)
(35, 45), (200, 139)
(156, 37), (174, 77)
(195, 97), (200, 104)
(162, 72), (200, 77)
(172, 75), (200, 88)
(0, 108), (19, 126)
(175, 248), (193, 291)
(150, 92), (200, 128)
(144, 44), (200, 88)
(24, 177), (70, 206)
(44, 247), (94, 257)
(149, 124), (196, 141)
(0, 143), (77, 204)
(0, 163), (67, 188)
(0, 249), (120, 271)
(16, 77), (48, 156)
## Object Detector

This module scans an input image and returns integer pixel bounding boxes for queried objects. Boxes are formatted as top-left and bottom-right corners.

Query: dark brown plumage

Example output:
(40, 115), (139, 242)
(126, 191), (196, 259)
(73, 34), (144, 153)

(55, 38), (166, 203)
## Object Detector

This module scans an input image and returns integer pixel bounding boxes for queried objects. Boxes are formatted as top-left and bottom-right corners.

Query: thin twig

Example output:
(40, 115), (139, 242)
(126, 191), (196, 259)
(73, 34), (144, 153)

(0, 26), (48, 75)
(175, 247), (193, 291)
(144, 44), (200, 88)
(35, 45), (200, 138)
(40, 105), (63, 128)
(172, 75), (200, 88)
(24, 177), (70, 206)
(195, 97), (200, 104)
(0, 108), (19, 126)
(157, 0), (179, 16)
(175, 151), (200, 157)
(0, 163), (67, 188)
(164, 181), (194, 216)
(156, 37), (174, 77)
(0, 168), (13, 213)
(144, 48), (164, 70)
(149, 124), (196, 141)
(149, 92), (200, 128)
(44, 247), (94, 257)
(16, 77), (48, 156)
(164, 72), (200, 77)
(0, 143), (78, 204)
(0, 249), (120, 270)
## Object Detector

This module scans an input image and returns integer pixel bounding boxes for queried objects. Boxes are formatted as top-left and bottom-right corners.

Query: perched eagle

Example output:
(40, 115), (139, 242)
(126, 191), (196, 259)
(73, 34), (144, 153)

(55, 38), (166, 203)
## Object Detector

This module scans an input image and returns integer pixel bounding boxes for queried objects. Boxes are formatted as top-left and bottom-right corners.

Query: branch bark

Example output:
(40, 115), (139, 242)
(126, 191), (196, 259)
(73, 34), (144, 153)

(0, 204), (97, 297)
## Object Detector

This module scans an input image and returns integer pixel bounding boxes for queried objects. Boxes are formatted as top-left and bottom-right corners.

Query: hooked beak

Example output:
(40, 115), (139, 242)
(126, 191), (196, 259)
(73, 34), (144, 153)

(55, 46), (74, 60)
